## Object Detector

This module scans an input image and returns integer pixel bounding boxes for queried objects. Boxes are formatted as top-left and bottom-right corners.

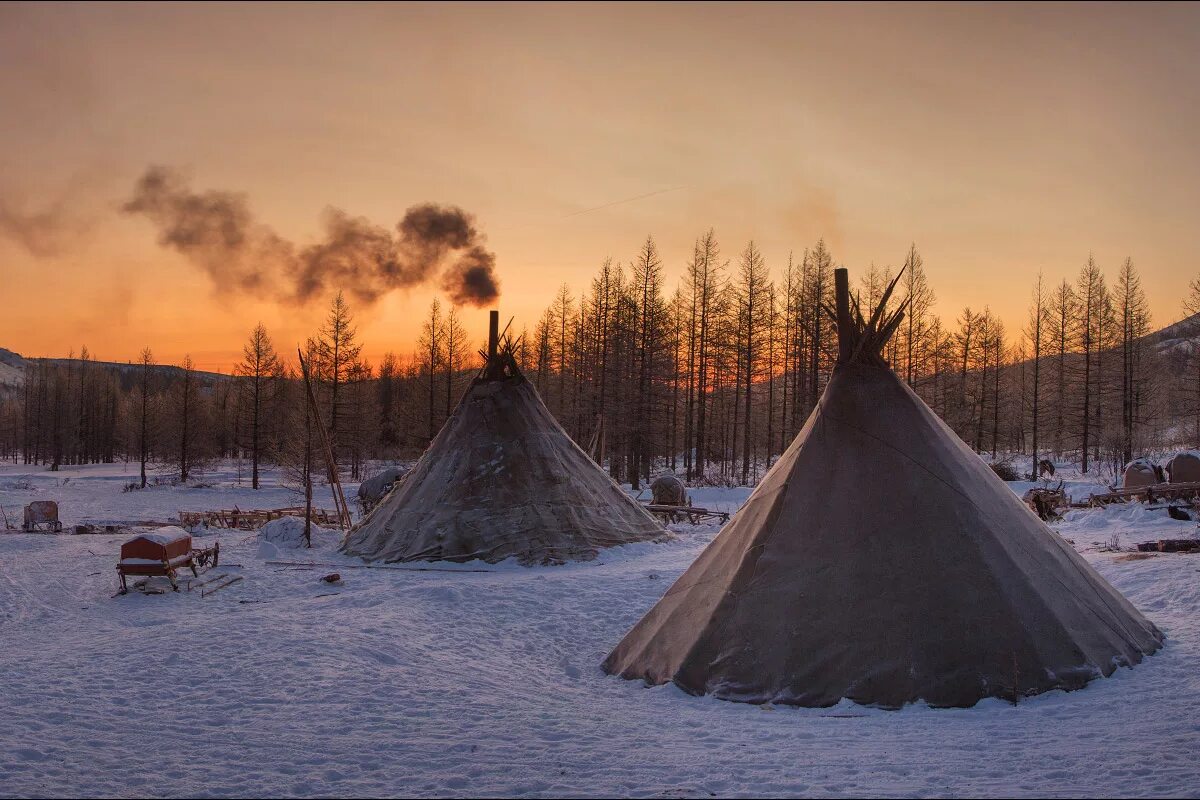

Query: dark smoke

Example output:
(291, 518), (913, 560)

(122, 166), (500, 307)
(121, 166), (288, 293)
(292, 209), (406, 306)
(441, 245), (500, 307)
(0, 199), (92, 258)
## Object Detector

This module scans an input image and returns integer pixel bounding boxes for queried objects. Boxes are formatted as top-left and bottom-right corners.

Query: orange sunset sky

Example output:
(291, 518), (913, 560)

(2, 2), (1199, 372)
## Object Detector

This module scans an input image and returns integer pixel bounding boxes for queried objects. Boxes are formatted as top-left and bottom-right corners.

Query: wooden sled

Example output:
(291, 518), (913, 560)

(645, 504), (731, 525)
(116, 530), (219, 595)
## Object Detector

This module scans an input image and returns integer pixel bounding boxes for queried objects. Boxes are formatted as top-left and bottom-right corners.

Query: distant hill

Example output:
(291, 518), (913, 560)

(0, 348), (25, 389)
(0, 347), (231, 389)
(1149, 312), (1200, 360)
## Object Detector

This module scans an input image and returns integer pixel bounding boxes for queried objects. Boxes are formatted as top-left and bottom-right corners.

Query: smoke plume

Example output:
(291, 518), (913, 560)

(122, 166), (500, 307)
(0, 199), (93, 258)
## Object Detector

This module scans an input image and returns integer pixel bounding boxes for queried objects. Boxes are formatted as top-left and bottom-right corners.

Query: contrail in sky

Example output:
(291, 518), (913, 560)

(564, 185), (687, 218)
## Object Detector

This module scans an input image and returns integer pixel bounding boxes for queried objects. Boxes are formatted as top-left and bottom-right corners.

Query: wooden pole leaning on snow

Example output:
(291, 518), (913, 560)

(828, 266), (911, 368)
(297, 347), (353, 532)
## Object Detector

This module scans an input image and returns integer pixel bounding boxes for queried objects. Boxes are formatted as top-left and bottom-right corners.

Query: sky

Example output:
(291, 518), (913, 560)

(1, 2), (1198, 371)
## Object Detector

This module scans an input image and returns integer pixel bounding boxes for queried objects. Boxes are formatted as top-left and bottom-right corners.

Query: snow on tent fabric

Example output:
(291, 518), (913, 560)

(342, 311), (666, 566)
(1123, 459), (1163, 488)
(603, 267), (1163, 709)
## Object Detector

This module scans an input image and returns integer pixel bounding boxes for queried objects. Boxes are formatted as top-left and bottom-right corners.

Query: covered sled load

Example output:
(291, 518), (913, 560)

(604, 267), (1162, 709)
(343, 312), (664, 566)
(650, 472), (688, 507)
(356, 467), (408, 513)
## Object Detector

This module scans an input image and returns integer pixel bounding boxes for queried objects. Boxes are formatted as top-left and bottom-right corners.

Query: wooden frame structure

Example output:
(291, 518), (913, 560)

(296, 347), (353, 531)
(178, 507), (340, 530)
(1086, 481), (1200, 507)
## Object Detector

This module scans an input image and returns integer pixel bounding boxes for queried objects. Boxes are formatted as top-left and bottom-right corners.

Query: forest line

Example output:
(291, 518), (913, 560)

(3, 232), (1198, 491)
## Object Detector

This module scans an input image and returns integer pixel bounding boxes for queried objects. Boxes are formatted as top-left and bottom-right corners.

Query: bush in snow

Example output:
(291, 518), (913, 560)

(989, 460), (1021, 482)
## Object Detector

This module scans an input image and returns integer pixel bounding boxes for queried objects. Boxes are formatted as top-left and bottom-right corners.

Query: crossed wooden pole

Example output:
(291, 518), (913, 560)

(297, 347), (353, 533)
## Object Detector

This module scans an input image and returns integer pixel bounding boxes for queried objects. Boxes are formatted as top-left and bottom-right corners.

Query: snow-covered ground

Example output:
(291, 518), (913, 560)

(1, 462), (1199, 798)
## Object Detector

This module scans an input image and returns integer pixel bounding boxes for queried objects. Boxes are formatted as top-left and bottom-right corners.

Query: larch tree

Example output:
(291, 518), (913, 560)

(1047, 280), (1076, 458)
(804, 240), (835, 412)
(955, 307), (977, 434)
(444, 305), (468, 417)
(1024, 274), (1047, 477)
(286, 340), (321, 547)
(138, 347), (155, 488)
(175, 354), (198, 482)
(1185, 274), (1200, 442)
(1116, 258), (1151, 463)
(317, 291), (363, 466)
(736, 240), (769, 484)
(630, 235), (668, 488)
(419, 299), (444, 443)
(376, 352), (400, 453)
(1075, 256), (1105, 473)
(901, 244), (935, 387)
(532, 307), (555, 393)
(688, 230), (725, 481)
(236, 322), (281, 490)
(553, 284), (575, 417)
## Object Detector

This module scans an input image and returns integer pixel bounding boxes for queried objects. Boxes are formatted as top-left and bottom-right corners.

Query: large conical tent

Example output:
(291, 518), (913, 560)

(604, 268), (1162, 708)
(343, 311), (665, 566)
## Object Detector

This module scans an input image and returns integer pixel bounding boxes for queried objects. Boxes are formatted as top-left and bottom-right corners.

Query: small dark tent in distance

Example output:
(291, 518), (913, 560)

(343, 311), (665, 566)
(604, 267), (1162, 709)
(1166, 451), (1200, 483)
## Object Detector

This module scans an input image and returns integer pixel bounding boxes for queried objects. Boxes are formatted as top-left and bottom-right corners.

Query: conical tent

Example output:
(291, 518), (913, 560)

(343, 311), (665, 566)
(604, 268), (1161, 709)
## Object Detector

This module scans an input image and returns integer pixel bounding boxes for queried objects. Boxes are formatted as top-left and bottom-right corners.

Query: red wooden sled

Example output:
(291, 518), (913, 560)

(116, 530), (219, 594)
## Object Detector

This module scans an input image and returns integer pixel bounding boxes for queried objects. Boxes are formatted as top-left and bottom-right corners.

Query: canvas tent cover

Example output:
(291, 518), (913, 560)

(343, 325), (664, 566)
(604, 268), (1162, 709)
(1123, 459), (1162, 489)
(1166, 451), (1200, 483)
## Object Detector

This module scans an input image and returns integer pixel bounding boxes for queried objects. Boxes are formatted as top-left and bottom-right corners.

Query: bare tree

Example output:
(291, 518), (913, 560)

(236, 323), (281, 489)
(1047, 280), (1076, 458)
(444, 305), (468, 416)
(736, 240), (769, 484)
(900, 245), (935, 387)
(317, 291), (363, 465)
(1075, 256), (1105, 473)
(1116, 258), (1152, 462)
(175, 354), (198, 482)
(419, 299), (444, 443)
(138, 347), (154, 488)
(1024, 274), (1046, 476)
(630, 235), (668, 488)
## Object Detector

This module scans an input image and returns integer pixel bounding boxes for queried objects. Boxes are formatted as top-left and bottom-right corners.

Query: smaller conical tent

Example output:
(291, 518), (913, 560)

(604, 268), (1162, 708)
(343, 312), (665, 566)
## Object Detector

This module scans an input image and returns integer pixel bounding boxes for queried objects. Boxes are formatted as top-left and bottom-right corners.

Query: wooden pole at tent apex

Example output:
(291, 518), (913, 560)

(488, 310), (499, 363)
(834, 267), (853, 363)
